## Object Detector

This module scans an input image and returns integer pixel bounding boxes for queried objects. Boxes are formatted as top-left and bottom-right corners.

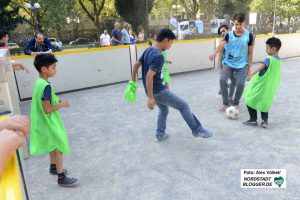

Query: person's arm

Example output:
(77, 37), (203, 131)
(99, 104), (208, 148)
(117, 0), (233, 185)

(131, 61), (141, 82)
(247, 45), (254, 80)
(42, 100), (69, 114)
(217, 50), (223, 70)
(0, 129), (25, 177)
(44, 38), (52, 51)
(111, 31), (122, 44)
(0, 115), (30, 136)
(247, 33), (255, 80)
(11, 61), (29, 73)
(146, 69), (156, 110)
(23, 39), (34, 55)
(209, 40), (227, 61)
(250, 63), (266, 77)
(100, 35), (104, 45)
(134, 35), (138, 42)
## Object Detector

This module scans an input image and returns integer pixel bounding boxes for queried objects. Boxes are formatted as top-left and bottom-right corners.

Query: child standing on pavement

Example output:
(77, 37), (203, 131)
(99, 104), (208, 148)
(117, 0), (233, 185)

(30, 54), (77, 186)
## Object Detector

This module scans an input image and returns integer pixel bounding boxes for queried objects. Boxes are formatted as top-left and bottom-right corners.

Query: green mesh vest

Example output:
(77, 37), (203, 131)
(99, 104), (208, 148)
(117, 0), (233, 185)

(30, 77), (70, 155)
(162, 51), (171, 84)
(243, 56), (281, 112)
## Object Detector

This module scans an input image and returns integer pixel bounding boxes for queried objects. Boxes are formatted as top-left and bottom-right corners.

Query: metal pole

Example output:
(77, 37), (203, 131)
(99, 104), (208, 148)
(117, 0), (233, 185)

(176, 7), (178, 40)
(33, 8), (39, 33)
(272, 0), (276, 34)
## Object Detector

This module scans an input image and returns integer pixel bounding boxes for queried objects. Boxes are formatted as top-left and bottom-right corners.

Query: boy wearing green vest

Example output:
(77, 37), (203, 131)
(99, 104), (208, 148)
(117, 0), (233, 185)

(30, 54), (77, 186)
(242, 37), (282, 128)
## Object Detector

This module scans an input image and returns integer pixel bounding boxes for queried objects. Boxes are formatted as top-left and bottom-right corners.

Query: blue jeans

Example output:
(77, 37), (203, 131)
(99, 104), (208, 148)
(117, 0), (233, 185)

(220, 64), (248, 106)
(154, 89), (204, 138)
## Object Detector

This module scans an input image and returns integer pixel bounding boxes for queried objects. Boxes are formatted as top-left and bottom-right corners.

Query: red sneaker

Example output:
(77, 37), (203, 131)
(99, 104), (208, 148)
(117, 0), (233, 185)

(219, 105), (228, 112)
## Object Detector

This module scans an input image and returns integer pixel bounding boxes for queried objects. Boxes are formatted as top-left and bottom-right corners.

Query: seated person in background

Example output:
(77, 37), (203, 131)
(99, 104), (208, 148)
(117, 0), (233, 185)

(0, 30), (29, 73)
(24, 33), (52, 55)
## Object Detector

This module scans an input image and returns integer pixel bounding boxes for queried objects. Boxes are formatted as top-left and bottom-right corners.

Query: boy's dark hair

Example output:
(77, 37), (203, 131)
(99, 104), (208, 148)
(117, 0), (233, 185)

(233, 13), (245, 23)
(217, 24), (229, 36)
(266, 37), (282, 51)
(34, 54), (57, 73)
(156, 28), (175, 42)
(0, 30), (8, 40)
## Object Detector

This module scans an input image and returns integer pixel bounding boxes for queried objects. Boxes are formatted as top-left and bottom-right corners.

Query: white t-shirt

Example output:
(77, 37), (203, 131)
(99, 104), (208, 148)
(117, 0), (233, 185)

(100, 34), (110, 46)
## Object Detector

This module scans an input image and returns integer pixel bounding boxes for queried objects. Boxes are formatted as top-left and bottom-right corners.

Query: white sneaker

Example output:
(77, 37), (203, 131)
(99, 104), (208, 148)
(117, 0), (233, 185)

(155, 134), (169, 143)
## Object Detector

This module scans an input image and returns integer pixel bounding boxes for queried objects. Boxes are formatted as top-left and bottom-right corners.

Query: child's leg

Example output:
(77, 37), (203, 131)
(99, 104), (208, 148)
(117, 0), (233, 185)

(220, 65), (234, 106)
(55, 150), (64, 174)
(55, 150), (78, 186)
(50, 150), (56, 165)
(228, 73), (236, 101)
(156, 102), (169, 139)
(261, 111), (268, 122)
(155, 89), (212, 137)
(232, 66), (248, 106)
(247, 105), (257, 121)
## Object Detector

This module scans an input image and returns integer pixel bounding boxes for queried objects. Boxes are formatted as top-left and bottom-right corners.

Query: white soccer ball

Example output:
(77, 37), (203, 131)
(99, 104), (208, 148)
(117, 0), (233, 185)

(225, 106), (239, 120)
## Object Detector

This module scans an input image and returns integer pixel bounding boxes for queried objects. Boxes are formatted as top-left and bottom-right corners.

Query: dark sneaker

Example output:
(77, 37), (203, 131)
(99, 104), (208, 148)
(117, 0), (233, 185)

(243, 120), (258, 127)
(50, 169), (68, 175)
(261, 121), (268, 128)
(155, 134), (169, 143)
(57, 176), (78, 187)
(196, 128), (213, 138)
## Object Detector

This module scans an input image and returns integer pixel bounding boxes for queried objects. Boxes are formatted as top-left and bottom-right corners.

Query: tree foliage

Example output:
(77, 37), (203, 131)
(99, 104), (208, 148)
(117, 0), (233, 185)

(115, 0), (154, 36)
(77, 0), (106, 34)
(179, 0), (200, 20)
(0, 0), (23, 31)
(13, 0), (70, 35)
(250, 0), (300, 26)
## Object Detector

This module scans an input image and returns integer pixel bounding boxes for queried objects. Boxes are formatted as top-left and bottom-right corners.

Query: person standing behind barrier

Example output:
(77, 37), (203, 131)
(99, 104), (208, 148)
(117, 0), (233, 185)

(148, 32), (157, 46)
(30, 54), (77, 186)
(131, 28), (213, 142)
(217, 25), (235, 102)
(121, 23), (131, 45)
(111, 22), (123, 46)
(24, 32), (52, 55)
(209, 13), (254, 112)
(138, 29), (145, 43)
(100, 30), (111, 47)
(129, 30), (138, 44)
(0, 30), (29, 73)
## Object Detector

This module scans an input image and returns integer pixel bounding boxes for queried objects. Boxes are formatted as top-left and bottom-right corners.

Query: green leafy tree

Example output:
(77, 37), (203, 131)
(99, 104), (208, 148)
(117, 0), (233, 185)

(251, 0), (300, 29)
(179, 0), (200, 20)
(77, 0), (106, 35)
(13, 0), (70, 36)
(115, 0), (154, 37)
(0, 0), (23, 31)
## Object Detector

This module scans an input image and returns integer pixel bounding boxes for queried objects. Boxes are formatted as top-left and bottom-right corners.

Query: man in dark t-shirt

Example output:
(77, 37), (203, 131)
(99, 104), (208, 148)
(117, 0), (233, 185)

(131, 28), (213, 142)
(111, 22), (123, 46)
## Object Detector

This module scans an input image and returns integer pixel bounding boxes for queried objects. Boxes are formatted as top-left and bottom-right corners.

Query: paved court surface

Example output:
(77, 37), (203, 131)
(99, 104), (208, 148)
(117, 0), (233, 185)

(20, 57), (300, 200)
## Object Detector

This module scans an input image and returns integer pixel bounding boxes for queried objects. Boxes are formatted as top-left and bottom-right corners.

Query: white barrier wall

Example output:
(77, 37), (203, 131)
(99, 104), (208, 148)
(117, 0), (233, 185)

(136, 40), (215, 74)
(13, 34), (300, 100)
(14, 48), (132, 99)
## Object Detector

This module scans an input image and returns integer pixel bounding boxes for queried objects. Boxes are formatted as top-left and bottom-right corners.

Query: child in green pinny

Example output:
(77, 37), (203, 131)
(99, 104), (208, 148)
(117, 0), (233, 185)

(30, 54), (78, 186)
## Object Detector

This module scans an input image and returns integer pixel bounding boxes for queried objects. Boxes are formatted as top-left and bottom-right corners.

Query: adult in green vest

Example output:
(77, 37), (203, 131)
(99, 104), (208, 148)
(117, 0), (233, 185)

(243, 37), (282, 128)
(30, 54), (77, 186)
